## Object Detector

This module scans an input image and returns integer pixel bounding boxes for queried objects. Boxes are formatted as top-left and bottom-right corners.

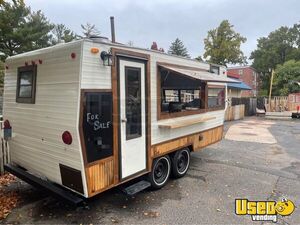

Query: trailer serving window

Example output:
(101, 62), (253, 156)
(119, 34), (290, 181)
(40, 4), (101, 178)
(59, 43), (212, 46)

(158, 66), (206, 119)
(16, 65), (37, 104)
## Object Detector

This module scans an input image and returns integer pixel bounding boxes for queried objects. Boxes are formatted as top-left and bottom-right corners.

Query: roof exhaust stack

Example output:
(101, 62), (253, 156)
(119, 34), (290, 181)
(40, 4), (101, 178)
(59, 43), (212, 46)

(110, 16), (116, 43)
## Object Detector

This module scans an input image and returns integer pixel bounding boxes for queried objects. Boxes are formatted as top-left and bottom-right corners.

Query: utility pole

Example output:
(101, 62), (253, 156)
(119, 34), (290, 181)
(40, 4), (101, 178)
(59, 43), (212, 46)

(268, 69), (274, 112)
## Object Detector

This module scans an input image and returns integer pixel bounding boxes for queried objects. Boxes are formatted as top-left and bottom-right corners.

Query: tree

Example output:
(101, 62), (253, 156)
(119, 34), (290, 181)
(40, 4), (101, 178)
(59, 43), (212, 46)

(250, 23), (300, 93)
(168, 38), (190, 58)
(23, 10), (54, 51)
(195, 56), (203, 62)
(250, 26), (299, 73)
(52, 24), (77, 44)
(0, 60), (4, 88)
(273, 60), (300, 95)
(0, 0), (53, 57)
(203, 20), (247, 66)
(81, 23), (100, 38)
(0, 0), (30, 57)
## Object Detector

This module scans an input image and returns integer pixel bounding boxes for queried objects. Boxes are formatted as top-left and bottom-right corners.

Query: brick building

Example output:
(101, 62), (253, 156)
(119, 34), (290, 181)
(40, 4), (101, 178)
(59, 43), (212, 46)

(227, 66), (259, 97)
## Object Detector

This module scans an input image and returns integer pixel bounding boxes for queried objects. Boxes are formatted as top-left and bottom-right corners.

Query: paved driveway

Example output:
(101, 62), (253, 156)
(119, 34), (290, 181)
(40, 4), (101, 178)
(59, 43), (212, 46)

(2, 117), (300, 224)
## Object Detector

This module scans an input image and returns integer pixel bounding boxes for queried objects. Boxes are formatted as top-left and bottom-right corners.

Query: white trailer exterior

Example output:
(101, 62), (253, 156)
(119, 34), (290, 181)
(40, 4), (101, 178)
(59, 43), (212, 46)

(3, 39), (235, 198)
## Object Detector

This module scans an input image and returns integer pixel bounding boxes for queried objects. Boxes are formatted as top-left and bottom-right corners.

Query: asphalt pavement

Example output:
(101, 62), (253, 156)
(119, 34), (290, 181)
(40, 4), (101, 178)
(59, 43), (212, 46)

(2, 117), (300, 225)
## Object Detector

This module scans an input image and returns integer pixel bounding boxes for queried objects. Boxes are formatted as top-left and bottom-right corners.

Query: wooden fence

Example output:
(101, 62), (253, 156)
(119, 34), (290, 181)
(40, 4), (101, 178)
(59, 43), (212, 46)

(0, 121), (10, 175)
(264, 96), (288, 112)
(225, 104), (245, 121)
(230, 97), (257, 116)
(263, 95), (300, 112)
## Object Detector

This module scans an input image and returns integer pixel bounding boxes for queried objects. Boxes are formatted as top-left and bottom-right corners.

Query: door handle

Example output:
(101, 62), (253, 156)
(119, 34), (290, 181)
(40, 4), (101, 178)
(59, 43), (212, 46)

(121, 118), (127, 123)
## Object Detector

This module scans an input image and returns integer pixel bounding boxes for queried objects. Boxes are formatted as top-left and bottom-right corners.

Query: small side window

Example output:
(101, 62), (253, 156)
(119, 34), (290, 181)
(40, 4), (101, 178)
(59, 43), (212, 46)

(16, 65), (37, 104)
(210, 65), (220, 75)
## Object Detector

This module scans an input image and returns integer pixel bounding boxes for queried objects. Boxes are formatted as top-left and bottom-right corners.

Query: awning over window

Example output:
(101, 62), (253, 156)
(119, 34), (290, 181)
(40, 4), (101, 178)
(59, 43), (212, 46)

(227, 79), (252, 90)
(159, 65), (240, 83)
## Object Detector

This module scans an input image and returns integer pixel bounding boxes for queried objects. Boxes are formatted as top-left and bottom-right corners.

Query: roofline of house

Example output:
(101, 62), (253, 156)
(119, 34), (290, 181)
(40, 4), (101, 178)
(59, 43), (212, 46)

(227, 74), (240, 79)
(227, 65), (257, 71)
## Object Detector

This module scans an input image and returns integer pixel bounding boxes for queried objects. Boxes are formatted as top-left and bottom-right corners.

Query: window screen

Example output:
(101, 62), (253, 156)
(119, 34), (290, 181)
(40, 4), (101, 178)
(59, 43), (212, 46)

(208, 88), (225, 108)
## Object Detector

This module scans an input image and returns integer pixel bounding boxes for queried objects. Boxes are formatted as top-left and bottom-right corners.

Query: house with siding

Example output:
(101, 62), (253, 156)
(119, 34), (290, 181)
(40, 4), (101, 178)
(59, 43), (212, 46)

(226, 70), (252, 98)
(227, 66), (258, 97)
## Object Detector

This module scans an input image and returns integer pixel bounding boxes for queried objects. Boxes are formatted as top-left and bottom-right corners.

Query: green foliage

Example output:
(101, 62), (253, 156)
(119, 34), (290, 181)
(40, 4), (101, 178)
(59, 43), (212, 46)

(250, 26), (300, 73)
(194, 56), (203, 62)
(0, 0), (78, 58)
(168, 38), (190, 58)
(0, 0), (30, 57)
(0, 0), (54, 57)
(81, 23), (100, 38)
(258, 89), (268, 97)
(250, 23), (300, 94)
(0, 61), (4, 88)
(273, 60), (300, 95)
(52, 24), (77, 44)
(203, 20), (247, 66)
(24, 10), (54, 50)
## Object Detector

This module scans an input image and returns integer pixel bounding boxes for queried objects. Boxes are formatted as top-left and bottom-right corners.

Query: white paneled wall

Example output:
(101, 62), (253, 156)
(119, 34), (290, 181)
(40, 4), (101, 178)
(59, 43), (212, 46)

(4, 41), (87, 196)
(81, 40), (225, 145)
(3, 39), (226, 198)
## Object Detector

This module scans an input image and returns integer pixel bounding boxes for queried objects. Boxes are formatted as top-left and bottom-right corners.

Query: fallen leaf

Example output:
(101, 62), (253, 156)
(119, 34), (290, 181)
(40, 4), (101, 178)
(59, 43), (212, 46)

(143, 211), (160, 218)
(0, 187), (20, 220)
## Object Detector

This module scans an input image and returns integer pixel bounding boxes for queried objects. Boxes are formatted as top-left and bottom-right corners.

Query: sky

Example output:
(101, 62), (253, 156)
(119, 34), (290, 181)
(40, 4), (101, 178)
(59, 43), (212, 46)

(25, 0), (300, 62)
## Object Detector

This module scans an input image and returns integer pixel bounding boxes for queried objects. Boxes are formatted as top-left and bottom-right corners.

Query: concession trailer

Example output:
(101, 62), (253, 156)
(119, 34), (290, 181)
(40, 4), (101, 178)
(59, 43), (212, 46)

(3, 31), (238, 203)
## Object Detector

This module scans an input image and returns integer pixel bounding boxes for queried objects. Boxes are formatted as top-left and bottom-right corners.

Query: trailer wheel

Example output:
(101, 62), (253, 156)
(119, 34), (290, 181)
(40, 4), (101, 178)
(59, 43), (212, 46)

(149, 156), (171, 189)
(171, 148), (190, 178)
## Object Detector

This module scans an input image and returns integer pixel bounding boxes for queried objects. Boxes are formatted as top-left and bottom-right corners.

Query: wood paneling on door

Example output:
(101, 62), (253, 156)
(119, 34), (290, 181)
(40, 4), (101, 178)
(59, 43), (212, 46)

(86, 157), (114, 196)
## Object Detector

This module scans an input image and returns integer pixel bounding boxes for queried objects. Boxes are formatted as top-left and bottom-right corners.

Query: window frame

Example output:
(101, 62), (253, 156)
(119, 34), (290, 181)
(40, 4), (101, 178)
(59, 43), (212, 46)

(162, 88), (203, 110)
(157, 63), (228, 120)
(157, 64), (214, 120)
(210, 65), (220, 75)
(124, 66), (142, 140)
(207, 86), (226, 111)
(79, 89), (114, 166)
(16, 65), (37, 104)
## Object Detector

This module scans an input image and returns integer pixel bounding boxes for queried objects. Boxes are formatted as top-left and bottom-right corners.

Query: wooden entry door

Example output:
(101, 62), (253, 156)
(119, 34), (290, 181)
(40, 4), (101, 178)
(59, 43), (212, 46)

(119, 59), (147, 179)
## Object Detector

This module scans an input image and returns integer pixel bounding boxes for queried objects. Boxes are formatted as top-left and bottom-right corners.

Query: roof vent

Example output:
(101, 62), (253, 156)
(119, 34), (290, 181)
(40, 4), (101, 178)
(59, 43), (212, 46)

(89, 35), (110, 43)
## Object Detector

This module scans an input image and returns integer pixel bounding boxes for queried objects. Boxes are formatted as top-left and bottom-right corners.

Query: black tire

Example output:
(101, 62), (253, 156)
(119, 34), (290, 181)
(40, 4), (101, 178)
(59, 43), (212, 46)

(171, 148), (190, 178)
(148, 155), (171, 189)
